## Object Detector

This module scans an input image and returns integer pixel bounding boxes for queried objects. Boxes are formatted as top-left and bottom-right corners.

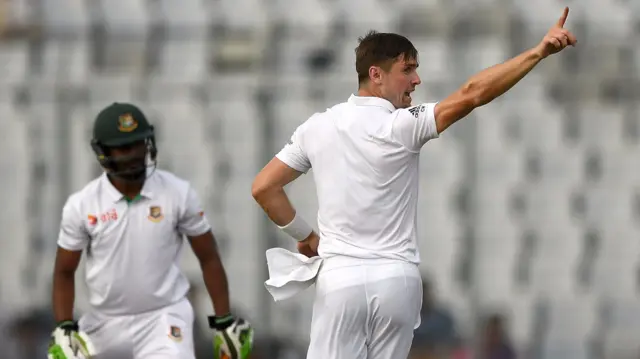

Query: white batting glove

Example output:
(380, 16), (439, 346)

(209, 314), (254, 359)
(47, 320), (96, 359)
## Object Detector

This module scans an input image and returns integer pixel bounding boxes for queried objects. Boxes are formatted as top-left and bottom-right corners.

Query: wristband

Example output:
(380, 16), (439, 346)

(278, 212), (313, 242)
(208, 314), (234, 330)
(56, 320), (79, 332)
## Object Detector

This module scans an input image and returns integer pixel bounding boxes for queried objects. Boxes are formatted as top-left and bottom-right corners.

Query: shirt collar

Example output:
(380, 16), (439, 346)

(347, 94), (396, 113)
(100, 169), (156, 203)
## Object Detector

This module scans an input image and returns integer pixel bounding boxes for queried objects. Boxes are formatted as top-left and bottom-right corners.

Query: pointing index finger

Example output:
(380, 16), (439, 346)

(557, 6), (569, 28)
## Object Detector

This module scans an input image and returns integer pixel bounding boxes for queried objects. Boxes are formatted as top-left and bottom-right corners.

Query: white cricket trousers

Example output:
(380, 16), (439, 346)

(78, 298), (196, 359)
(306, 258), (423, 359)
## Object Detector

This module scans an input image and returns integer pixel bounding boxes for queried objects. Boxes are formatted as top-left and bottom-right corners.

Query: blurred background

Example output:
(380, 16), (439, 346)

(0, 0), (639, 358)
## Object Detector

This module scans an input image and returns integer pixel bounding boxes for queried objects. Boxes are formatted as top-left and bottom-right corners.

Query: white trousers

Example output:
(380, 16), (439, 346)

(307, 259), (423, 359)
(78, 298), (196, 359)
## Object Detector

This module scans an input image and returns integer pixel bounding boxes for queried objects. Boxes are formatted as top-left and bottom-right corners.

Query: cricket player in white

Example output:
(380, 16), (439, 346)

(49, 103), (253, 359)
(252, 8), (576, 359)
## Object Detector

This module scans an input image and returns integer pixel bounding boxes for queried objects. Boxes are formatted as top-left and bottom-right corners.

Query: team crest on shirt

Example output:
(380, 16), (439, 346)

(87, 214), (97, 226)
(168, 326), (182, 342)
(117, 113), (138, 132)
(148, 206), (164, 222)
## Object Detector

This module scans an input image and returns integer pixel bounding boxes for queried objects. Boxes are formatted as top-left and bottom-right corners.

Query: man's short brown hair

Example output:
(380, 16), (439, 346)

(355, 31), (418, 86)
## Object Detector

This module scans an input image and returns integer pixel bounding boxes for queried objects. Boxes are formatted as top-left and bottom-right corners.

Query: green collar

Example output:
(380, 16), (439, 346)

(125, 194), (143, 204)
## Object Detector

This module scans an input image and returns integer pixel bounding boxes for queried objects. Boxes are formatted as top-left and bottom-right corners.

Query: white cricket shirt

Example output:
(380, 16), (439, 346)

(57, 169), (211, 316)
(276, 95), (439, 265)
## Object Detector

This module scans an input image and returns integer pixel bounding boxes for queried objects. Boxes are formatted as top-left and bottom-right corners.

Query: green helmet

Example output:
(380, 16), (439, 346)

(91, 102), (158, 181)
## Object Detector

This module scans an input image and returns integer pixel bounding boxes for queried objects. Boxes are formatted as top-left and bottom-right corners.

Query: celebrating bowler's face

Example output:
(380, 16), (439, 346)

(381, 54), (421, 109)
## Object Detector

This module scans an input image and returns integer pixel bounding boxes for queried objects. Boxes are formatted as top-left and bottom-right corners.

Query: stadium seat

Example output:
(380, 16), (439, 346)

(41, 0), (90, 31)
(410, 38), (453, 82)
(39, 40), (90, 85)
(276, 75), (315, 102)
(506, 73), (548, 104)
(284, 170), (318, 221)
(420, 133), (464, 184)
(276, 34), (333, 76)
(476, 183), (523, 236)
(541, 342), (590, 359)
(156, 0), (208, 31)
(333, 0), (396, 38)
(513, 0), (569, 36)
(593, 148), (640, 189)
(607, 299), (640, 331)
(155, 39), (208, 82)
(460, 37), (509, 74)
(87, 76), (137, 106)
(271, 97), (317, 152)
(591, 225), (640, 298)
(507, 293), (536, 352)
(0, 0), (31, 28)
(581, 0), (634, 40)
(270, 0), (332, 32)
(579, 103), (626, 152)
(474, 105), (521, 154)
(321, 77), (358, 105)
(0, 101), (31, 313)
(208, 96), (262, 178)
(504, 100), (566, 151)
(474, 219), (521, 302)
(602, 329), (639, 359)
(334, 41), (358, 77)
(529, 148), (585, 185)
(525, 183), (580, 226)
(476, 148), (526, 185)
(583, 184), (637, 229)
(67, 105), (99, 192)
(418, 222), (463, 301)
(0, 42), (28, 86)
(540, 295), (598, 345)
(632, 46), (640, 78)
(217, 0), (269, 31)
(220, 177), (264, 319)
(148, 93), (214, 196)
(97, 0), (149, 34)
(529, 225), (582, 297)
(207, 72), (260, 102)
(601, 299), (640, 358)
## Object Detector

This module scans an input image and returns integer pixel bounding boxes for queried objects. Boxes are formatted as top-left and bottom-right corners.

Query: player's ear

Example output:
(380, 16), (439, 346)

(369, 66), (383, 85)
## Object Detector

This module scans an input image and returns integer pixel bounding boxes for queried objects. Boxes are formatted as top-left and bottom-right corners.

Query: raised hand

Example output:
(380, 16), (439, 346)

(535, 7), (578, 59)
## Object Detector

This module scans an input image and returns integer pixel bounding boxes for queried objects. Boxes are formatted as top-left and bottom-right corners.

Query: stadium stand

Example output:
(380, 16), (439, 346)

(1, 0), (639, 357)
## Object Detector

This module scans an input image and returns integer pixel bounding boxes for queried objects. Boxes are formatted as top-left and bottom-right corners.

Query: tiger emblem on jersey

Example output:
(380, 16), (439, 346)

(148, 206), (164, 222)
(168, 325), (182, 342)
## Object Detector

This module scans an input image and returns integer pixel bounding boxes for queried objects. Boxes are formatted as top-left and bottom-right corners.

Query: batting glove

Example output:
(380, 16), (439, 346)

(47, 320), (96, 359)
(209, 314), (254, 359)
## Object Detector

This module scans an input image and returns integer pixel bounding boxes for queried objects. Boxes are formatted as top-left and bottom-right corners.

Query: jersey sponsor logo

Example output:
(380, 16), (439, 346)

(97, 209), (118, 223)
(117, 113), (138, 132)
(168, 325), (182, 342)
(407, 106), (420, 118)
(88, 214), (98, 226)
(148, 205), (164, 222)
(407, 105), (425, 119)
